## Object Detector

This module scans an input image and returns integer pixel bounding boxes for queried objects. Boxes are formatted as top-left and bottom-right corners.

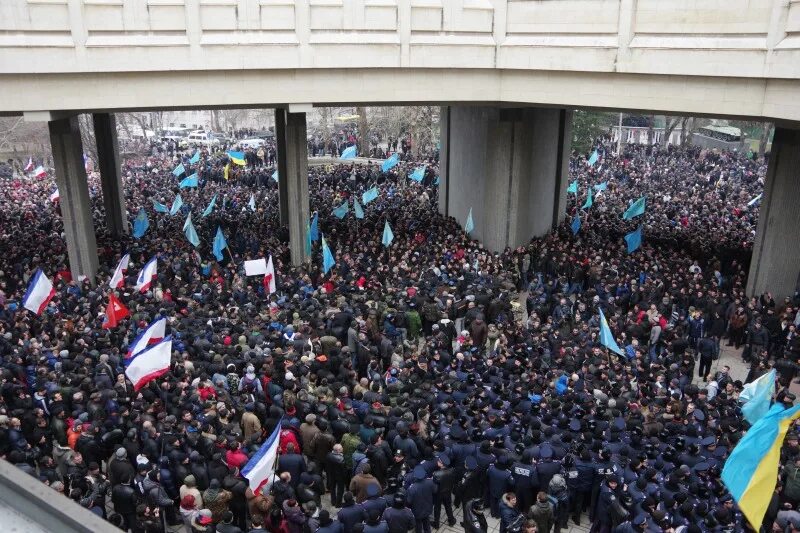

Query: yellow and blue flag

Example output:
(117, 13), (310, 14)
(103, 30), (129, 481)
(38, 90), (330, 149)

(224, 163), (230, 181)
(228, 151), (246, 166)
(722, 403), (800, 530)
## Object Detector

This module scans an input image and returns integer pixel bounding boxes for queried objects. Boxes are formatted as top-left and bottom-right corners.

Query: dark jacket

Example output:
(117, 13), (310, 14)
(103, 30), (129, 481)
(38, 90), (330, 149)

(407, 478), (436, 518)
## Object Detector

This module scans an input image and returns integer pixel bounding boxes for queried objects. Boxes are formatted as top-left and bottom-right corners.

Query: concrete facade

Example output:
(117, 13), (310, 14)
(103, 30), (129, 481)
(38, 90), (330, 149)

(276, 110), (310, 266)
(48, 116), (99, 283)
(440, 106), (571, 252)
(93, 113), (128, 237)
(1, 1), (800, 123)
(747, 127), (800, 300)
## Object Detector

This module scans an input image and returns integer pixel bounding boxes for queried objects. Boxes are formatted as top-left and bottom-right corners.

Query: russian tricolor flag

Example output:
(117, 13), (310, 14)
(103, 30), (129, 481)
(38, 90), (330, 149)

(135, 257), (157, 293)
(126, 317), (167, 359)
(22, 269), (56, 315)
(109, 253), (130, 289)
(33, 166), (47, 178)
(49, 188), (60, 203)
(124, 336), (172, 391)
(242, 422), (282, 493)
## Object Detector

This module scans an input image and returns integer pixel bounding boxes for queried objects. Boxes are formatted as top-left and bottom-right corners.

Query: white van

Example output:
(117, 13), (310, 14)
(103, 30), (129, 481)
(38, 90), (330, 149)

(184, 131), (220, 147)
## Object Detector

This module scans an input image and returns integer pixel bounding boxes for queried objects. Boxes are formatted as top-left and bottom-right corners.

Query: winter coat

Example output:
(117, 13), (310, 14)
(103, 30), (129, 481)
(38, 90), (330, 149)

(529, 499), (555, 533)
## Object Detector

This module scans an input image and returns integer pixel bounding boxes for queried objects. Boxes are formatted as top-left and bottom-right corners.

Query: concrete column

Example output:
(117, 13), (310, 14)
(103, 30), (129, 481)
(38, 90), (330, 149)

(439, 106), (572, 252)
(92, 113), (128, 236)
(49, 116), (99, 283)
(275, 109), (310, 265)
(747, 127), (800, 300)
(276, 109), (290, 226)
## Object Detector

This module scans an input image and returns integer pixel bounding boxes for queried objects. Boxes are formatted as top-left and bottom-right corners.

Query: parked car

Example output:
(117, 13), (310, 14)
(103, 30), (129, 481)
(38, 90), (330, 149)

(180, 131), (221, 148)
(238, 138), (265, 149)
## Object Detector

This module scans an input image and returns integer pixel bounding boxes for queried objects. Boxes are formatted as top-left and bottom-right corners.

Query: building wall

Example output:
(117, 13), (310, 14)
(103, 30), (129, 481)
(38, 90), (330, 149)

(1, 1), (800, 122)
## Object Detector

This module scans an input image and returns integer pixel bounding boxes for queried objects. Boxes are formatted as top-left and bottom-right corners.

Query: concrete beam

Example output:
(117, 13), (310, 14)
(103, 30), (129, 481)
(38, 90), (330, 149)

(93, 113), (128, 237)
(48, 116), (99, 283)
(747, 126), (800, 300)
(276, 109), (310, 265)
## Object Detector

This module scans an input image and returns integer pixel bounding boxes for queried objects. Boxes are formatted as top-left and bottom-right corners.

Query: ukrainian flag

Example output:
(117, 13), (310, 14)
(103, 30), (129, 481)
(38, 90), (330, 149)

(722, 403), (800, 530)
(227, 151), (246, 166)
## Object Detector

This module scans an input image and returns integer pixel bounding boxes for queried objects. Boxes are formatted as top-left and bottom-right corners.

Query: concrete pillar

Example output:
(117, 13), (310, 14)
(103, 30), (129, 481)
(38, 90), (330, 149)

(92, 113), (128, 236)
(49, 116), (99, 283)
(439, 106), (572, 252)
(275, 109), (310, 265)
(747, 127), (800, 300)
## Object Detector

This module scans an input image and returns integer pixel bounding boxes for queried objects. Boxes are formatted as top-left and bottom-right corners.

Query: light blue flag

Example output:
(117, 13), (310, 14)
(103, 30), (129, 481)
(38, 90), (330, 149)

(172, 163), (185, 177)
(202, 195), (217, 217)
(594, 181), (608, 192)
(567, 180), (578, 194)
(598, 308), (624, 356)
(322, 235), (336, 274)
(622, 196), (646, 220)
(382, 220), (394, 247)
(434, 176), (440, 186)
(587, 150), (599, 166)
(248, 194), (256, 212)
(465, 207), (474, 234)
(183, 214), (200, 247)
(272, 170), (279, 182)
(179, 173), (198, 188)
(381, 153), (399, 172)
(408, 165), (426, 182)
(132, 208), (149, 239)
(309, 213), (319, 242)
(625, 225), (642, 253)
(189, 151), (200, 164)
(747, 193), (763, 207)
(741, 370), (776, 424)
(332, 201), (349, 219)
(152, 200), (169, 213)
(212, 226), (228, 261)
(571, 215), (581, 235)
(362, 187), (378, 205)
(170, 194), (184, 215)
(582, 187), (593, 210)
(353, 198), (364, 219)
(305, 222), (312, 257)
(340, 145), (357, 160)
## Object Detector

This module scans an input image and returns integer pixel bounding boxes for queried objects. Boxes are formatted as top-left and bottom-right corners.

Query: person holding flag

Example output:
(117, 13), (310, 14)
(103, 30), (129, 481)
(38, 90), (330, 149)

(242, 423), (282, 494)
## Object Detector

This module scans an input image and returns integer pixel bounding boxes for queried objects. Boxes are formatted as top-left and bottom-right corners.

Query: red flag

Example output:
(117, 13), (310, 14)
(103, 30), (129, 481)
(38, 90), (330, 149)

(102, 293), (130, 329)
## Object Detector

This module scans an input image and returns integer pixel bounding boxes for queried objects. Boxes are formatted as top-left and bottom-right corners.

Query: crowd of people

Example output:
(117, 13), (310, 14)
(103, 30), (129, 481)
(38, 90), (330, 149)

(1, 133), (800, 533)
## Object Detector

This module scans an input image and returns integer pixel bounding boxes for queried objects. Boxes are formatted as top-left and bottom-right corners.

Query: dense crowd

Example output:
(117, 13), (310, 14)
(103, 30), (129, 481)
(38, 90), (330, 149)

(1, 135), (799, 533)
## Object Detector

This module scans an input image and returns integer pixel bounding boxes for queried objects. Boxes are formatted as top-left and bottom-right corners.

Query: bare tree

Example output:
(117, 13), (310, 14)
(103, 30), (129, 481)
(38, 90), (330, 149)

(661, 116), (681, 146)
(77, 114), (98, 163)
(356, 107), (369, 156)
